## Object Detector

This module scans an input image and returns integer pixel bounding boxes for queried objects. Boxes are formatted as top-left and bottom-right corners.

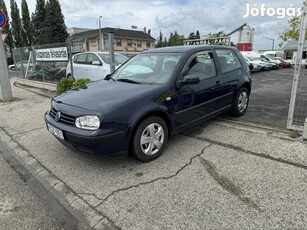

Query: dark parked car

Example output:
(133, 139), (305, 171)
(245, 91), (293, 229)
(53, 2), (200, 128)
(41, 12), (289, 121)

(45, 45), (252, 162)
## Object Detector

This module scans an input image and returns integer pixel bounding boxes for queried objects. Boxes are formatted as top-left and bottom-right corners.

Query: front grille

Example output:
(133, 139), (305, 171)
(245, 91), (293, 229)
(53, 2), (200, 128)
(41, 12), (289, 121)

(49, 107), (75, 125)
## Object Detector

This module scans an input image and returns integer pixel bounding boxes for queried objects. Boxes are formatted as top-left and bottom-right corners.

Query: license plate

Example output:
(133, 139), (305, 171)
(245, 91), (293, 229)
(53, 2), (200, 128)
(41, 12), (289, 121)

(47, 124), (64, 140)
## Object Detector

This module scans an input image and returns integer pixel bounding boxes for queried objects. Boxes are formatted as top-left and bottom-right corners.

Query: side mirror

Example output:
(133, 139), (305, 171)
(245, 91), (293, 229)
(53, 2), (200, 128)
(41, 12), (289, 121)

(92, 60), (101, 66)
(179, 75), (200, 86)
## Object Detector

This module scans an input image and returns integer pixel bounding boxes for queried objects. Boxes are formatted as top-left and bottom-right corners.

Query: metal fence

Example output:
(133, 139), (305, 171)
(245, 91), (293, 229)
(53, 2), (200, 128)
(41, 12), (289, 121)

(11, 42), (71, 83)
(287, 5), (307, 135)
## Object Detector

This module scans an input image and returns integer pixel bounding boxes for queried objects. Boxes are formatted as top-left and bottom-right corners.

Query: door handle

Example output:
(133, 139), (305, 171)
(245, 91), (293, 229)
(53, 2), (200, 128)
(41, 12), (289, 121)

(211, 81), (223, 91)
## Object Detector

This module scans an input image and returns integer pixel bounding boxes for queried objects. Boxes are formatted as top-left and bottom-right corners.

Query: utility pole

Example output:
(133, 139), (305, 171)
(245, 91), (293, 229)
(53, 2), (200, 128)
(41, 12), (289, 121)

(108, 32), (115, 73)
(0, 29), (13, 102)
(99, 16), (103, 51)
(263, 37), (275, 50)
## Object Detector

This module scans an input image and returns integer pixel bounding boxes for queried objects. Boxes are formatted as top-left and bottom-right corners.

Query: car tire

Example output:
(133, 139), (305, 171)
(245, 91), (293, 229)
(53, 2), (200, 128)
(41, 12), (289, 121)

(231, 87), (249, 117)
(11, 66), (15, 71)
(132, 116), (168, 162)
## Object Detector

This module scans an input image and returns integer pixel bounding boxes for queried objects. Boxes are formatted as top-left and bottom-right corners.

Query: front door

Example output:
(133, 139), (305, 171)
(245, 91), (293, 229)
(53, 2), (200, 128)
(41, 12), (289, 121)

(174, 50), (231, 129)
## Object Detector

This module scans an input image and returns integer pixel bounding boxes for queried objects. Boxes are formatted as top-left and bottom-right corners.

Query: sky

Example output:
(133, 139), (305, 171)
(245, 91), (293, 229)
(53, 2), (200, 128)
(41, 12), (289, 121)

(2, 0), (305, 51)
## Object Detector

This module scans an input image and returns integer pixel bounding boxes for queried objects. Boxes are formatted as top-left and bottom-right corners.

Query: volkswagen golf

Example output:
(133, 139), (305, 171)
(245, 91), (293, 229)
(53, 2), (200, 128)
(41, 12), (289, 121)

(45, 45), (251, 162)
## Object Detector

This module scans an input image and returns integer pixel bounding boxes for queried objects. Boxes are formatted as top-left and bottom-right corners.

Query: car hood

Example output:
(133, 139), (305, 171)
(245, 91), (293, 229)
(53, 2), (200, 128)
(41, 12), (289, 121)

(54, 80), (162, 112)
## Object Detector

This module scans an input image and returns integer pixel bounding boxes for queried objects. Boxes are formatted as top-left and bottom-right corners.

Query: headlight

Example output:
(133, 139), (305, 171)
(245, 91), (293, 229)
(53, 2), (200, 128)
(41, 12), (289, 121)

(75, 116), (100, 130)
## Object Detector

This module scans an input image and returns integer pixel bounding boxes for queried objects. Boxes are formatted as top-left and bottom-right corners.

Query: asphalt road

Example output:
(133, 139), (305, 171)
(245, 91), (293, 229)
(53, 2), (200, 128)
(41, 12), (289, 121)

(2, 68), (306, 229)
(226, 68), (296, 129)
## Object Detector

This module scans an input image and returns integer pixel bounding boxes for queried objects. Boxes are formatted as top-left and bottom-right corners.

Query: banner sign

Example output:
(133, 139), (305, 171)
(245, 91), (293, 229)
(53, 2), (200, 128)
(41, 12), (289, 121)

(35, 47), (68, 61)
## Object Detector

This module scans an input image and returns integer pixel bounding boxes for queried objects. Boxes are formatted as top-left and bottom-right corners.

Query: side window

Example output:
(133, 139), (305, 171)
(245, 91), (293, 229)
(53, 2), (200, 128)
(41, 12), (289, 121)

(87, 54), (100, 65)
(216, 49), (242, 73)
(186, 51), (216, 81)
(74, 54), (87, 64)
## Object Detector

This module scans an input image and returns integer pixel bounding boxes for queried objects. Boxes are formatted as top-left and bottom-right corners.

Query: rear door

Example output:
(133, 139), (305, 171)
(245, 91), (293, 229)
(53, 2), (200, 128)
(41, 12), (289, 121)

(214, 48), (243, 106)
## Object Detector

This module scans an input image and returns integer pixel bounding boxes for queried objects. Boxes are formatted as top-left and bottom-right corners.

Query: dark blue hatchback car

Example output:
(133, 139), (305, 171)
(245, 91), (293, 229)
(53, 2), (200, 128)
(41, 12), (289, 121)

(45, 45), (251, 162)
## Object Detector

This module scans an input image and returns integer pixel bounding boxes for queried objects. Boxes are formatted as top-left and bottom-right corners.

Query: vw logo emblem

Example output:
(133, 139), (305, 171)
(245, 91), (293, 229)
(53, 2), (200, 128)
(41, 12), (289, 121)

(55, 112), (61, 122)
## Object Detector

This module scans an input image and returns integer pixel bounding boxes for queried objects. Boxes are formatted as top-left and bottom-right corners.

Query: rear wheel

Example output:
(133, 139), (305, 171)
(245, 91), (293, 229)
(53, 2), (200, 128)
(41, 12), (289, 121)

(231, 87), (249, 117)
(132, 116), (168, 162)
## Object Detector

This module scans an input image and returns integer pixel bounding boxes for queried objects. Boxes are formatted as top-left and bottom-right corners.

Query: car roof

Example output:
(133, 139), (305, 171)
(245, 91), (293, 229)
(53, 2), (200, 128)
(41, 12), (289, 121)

(75, 52), (124, 55)
(143, 45), (238, 54)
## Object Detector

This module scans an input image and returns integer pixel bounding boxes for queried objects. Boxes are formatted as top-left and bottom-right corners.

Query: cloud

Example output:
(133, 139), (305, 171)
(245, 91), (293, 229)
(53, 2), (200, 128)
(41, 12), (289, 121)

(4, 0), (305, 50)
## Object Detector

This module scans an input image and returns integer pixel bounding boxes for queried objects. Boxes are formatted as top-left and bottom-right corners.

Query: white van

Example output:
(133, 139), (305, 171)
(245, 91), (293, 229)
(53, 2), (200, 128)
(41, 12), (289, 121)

(66, 52), (129, 81)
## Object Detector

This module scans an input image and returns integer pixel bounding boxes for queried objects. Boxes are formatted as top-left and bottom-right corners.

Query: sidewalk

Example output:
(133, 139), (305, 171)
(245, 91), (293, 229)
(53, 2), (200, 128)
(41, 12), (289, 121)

(0, 80), (306, 229)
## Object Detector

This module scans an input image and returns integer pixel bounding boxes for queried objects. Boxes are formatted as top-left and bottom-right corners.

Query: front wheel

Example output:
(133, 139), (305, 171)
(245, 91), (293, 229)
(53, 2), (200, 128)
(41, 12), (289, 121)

(231, 87), (249, 117)
(132, 116), (168, 162)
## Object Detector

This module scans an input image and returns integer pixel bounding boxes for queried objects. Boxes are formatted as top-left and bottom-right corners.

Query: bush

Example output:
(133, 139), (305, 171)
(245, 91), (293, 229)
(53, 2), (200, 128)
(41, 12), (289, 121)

(56, 78), (74, 93)
(72, 78), (91, 88)
(56, 78), (91, 94)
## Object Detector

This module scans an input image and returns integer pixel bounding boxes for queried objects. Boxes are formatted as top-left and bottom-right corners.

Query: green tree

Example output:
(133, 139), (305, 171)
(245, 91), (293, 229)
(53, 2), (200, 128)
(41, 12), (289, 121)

(278, 16), (306, 47)
(163, 36), (168, 47)
(188, 32), (196, 39)
(168, 31), (184, 46)
(196, 30), (200, 39)
(43, 0), (68, 43)
(32, 0), (47, 44)
(157, 30), (163, 47)
(0, 0), (14, 52)
(10, 0), (24, 47)
(207, 31), (226, 38)
(21, 0), (33, 46)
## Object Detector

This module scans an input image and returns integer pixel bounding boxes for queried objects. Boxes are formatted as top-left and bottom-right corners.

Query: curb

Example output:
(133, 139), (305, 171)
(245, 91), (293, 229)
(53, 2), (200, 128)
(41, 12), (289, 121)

(0, 128), (115, 229)
(13, 78), (57, 92)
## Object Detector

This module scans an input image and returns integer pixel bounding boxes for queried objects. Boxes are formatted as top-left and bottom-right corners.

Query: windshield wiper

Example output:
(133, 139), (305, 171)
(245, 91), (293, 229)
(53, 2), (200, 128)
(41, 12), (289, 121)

(104, 74), (115, 81)
(116, 78), (140, 84)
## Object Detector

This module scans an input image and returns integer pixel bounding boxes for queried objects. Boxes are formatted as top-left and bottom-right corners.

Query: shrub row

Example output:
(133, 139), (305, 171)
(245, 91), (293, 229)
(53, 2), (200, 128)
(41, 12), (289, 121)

(56, 78), (91, 93)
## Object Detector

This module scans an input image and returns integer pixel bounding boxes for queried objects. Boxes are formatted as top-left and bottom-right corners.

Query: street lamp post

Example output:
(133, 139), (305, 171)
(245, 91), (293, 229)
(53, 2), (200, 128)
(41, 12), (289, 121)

(99, 16), (102, 51)
(263, 37), (275, 50)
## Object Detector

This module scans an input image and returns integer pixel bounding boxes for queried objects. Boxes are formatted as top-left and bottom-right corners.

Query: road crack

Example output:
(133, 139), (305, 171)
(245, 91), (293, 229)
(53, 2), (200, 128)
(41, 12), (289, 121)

(199, 156), (262, 211)
(95, 144), (213, 208)
(183, 134), (307, 170)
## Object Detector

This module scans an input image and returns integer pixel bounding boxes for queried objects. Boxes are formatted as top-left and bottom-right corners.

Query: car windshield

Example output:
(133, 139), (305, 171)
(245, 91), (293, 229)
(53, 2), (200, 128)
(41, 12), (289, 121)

(112, 53), (182, 85)
(98, 53), (128, 65)
(248, 57), (262, 61)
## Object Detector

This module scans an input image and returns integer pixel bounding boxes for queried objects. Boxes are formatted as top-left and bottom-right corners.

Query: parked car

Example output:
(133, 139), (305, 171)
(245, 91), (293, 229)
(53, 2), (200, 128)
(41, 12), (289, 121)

(9, 60), (33, 71)
(260, 57), (279, 70)
(45, 45), (252, 162)
(66, 52), (129, 81)
(260, 54), (282, 68)
(244, 57), (263, 72)
(244, 56), (270, 71)
(272, 57), (292, 68)
(245, 59), (254, 71)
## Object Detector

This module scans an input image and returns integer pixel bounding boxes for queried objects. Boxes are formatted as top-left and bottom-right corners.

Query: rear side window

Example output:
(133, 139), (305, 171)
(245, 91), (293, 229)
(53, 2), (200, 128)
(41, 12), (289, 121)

(74, 54), (87, 64)
(87, 53), (100, 65)
(216, 49), (242, 73)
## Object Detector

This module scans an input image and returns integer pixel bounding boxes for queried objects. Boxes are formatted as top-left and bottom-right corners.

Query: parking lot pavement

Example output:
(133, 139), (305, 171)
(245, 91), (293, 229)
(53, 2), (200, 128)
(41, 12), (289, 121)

(227, 68), (296, 129)
(0, 78), (306, 229)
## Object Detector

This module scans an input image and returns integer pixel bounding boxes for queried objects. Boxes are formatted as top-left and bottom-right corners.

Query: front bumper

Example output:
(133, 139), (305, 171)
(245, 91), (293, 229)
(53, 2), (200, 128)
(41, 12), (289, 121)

(45, 113), (128, 157)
